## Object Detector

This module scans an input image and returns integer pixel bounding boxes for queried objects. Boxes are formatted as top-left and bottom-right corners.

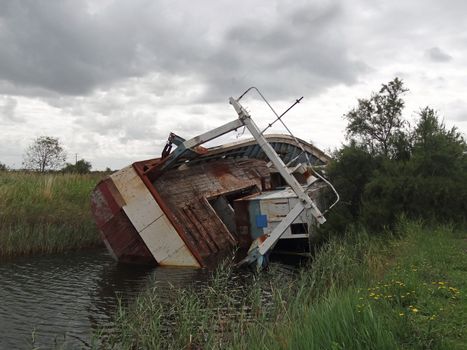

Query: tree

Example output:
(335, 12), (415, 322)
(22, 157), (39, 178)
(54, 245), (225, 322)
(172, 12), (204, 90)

(411, 107), (466, 177)
(344, 77), (408, 158)
(62, 159), (92, 174)
(0, 162), (7, 171)
(23, 136), (66, 172)
(321, 142), (381, 235)
(361, 107), (467, 228)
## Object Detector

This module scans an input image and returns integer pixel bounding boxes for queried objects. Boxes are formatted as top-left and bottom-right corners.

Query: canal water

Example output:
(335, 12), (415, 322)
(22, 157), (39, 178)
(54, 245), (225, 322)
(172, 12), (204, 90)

(0, 249), (210, 349)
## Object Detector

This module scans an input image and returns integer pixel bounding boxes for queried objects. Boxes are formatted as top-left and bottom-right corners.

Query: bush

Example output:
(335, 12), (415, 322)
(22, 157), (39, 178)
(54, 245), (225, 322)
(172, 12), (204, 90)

(325, 80), (467, 233)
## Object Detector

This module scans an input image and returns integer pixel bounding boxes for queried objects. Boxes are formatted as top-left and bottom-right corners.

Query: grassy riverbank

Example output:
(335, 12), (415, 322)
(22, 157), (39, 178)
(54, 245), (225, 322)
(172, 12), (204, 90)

(0, 172), (103, 258)
(100, 220), (466, 349)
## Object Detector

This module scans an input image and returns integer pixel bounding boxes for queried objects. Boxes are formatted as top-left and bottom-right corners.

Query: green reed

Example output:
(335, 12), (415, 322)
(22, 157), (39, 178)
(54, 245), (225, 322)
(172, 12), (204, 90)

(0, 171), (103, 258)
(100, 220), (466, 349)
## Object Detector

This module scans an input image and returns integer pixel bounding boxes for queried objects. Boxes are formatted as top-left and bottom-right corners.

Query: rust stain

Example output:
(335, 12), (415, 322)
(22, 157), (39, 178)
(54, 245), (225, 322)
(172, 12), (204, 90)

(90, 133), (330, 267)
(193, 145), (208, 154)
(258, 234), (269, 245)
(132, 162), (205, 267)
(90, 178), (155, 265)
(152, 158), (269, 264)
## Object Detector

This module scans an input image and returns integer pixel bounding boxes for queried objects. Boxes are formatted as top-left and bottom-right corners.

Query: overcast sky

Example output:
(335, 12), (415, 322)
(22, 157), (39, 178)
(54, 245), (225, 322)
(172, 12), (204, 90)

(0, 0), (466, 170)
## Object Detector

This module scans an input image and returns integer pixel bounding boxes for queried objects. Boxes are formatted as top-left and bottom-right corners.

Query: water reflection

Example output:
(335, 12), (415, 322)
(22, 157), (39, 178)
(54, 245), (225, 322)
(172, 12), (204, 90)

(0, 249), (208, 349)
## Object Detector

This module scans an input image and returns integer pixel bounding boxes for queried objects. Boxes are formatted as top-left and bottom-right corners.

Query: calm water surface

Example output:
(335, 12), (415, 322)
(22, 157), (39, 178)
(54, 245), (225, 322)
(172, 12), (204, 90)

(0, 249), (210, 349)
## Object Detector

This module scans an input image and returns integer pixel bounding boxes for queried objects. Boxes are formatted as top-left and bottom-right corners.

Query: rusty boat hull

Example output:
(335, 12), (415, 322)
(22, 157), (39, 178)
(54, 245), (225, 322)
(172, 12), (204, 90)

(90, 135), (330, 267)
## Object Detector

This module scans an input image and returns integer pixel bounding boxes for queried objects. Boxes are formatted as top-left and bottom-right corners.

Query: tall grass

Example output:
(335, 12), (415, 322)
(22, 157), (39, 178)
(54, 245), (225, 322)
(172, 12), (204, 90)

(100, 220), (466, 349)
(0, 171), (103, 258)
(99, 254), (284, 349)
(238, 221), (466, 350)
(99, 226), (394, 349)
(366, 221), (467, 349)
(231, 227), (397, 350)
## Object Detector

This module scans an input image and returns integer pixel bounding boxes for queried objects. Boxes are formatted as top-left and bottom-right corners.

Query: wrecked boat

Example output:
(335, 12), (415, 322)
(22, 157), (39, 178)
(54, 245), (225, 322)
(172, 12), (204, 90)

(90, 88), (339, 268)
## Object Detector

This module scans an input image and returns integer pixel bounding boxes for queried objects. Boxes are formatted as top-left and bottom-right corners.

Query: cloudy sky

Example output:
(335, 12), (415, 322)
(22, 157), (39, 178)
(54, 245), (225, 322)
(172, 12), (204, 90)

(0, 0), (466, 170)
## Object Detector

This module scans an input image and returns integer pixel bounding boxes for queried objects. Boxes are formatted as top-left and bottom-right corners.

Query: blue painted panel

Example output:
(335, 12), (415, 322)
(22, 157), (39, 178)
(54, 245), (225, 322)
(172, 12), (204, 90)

(255, 214), (268, 228)
(248, 200), (263, 239)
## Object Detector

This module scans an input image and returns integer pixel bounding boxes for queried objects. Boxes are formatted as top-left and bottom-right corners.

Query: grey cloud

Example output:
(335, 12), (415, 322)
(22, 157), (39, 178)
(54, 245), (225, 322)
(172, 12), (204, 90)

(196, 2), (367, 101)
(187, 105), (208, 115)
(451, 112), (467, 122)
(0, 96), (24, 122)
(0, 0), (365, 101)
(118, 112), (159, 143)
(426, 47), (452, 62)
(445, 100), (467, 122)
(0, 133), (25, 167)
(169, 120), (208, 137)
(73, 109), (158, 143)
(0, 1), (176, 95)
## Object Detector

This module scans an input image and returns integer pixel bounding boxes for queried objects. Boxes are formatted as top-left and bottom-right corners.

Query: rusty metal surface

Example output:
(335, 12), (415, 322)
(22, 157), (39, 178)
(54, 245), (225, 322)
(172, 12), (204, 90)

(153, 158), (271, 264)
(132, 161), (205, 266)
(231, 199), (252, 246)
(143, 134), (329, 180)
(110, 165), (200, 268)
(90, 179), (155, 265)
(194, 134), (330, 165)
(90, 133), (330, 267)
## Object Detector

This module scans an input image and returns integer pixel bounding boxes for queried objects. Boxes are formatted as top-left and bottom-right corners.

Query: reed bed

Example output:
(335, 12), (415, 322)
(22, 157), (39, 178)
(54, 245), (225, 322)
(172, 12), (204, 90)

(100, 220), (466, 349)
(0, 171), (103, 258)
(98, 255), (292, 349)
(97, 227), (388, 349)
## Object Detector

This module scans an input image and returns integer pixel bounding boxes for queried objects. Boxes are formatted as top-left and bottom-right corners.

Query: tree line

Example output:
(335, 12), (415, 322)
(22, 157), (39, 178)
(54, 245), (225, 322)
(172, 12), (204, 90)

(0, 136), (98, 174)
(324, 77), (467, 232)
(1, 78), (466, 230)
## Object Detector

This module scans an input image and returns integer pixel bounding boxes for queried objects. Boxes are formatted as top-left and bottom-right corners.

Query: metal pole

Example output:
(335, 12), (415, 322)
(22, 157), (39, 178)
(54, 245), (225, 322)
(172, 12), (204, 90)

(260, 97), (303, 134)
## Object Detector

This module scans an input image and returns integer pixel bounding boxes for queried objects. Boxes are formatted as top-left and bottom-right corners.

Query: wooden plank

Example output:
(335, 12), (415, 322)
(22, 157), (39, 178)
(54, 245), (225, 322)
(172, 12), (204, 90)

(111, 165), (199, 267)
(111, 166), (164, 232)
(139, 215), (199, 267)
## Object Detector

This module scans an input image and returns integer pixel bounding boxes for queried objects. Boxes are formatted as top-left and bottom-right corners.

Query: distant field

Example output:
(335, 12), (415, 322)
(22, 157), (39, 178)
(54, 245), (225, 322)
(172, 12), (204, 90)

(0, 171), (105, 258)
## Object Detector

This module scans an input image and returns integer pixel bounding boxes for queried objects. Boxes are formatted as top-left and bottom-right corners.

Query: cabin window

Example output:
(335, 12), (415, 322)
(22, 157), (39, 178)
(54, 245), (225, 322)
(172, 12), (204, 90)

(208, 186), (258, 236)
(270, 172), (307, 189)
(270, 172), (287, 189)
(291, 223), (308, 235)
(209, 196), (237, 234)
